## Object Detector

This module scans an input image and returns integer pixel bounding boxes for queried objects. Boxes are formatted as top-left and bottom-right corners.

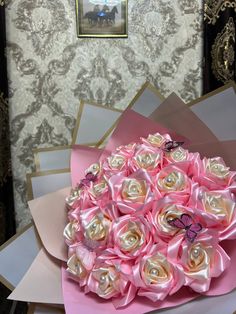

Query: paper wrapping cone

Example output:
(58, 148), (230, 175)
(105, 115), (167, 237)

(29, 187), (70, 262)
(149, 93), (218, 143)
(9, 249), (63, 304)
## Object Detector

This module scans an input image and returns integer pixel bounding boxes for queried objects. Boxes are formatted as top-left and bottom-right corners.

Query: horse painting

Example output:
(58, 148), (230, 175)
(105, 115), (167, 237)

(83, 6), (118, 27)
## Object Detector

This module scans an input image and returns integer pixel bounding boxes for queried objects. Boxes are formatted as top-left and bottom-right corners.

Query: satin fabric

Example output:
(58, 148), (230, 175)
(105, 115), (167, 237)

(62, 109), (236, 312)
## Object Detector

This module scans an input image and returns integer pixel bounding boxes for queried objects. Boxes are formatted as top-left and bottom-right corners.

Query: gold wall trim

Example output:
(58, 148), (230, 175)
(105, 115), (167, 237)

(211, 17), (235, 84)
(204, 0), (236, 25)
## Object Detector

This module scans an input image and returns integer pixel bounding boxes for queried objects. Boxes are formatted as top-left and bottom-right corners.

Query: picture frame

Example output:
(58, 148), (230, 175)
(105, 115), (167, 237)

(76, 0), (128, 38)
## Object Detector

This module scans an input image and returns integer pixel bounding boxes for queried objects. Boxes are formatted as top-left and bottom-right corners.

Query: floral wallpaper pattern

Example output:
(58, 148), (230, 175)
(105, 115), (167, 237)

(5, 0), (203, 229)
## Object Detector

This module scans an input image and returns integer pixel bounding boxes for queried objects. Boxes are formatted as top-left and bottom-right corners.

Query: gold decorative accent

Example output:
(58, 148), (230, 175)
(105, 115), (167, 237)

(211, 17), (235, 84)
(204, 0), (236, 25)
(0, 1), (5, 6)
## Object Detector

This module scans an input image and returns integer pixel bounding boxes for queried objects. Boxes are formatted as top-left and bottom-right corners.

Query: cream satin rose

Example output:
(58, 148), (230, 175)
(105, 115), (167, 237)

(110, 216), (152, 259)
(167, 231), (230, 293)
(86, 260), (136, 307)
(66, 243), (96, 287)
(133, 246), (184, 301)
(155, 165), (193, 204)
(164, 148), (201, 175)
(141, 132), (172, 148)
(129, 144), (163, 173)
(189, 187), (236, 240)
(87, 265), (120, 299)
(63, 220), (81, 245)
(103, 154), (128, 177)
(109, 172), (153, 214)
(148, 202), (190, 240)
(79, 206), (112, 250)
(196, 157), (236, 189)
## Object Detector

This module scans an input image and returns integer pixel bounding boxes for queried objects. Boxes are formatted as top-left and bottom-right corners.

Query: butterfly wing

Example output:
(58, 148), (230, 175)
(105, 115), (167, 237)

(185, 229), (197, 243)
(190, 223), (202, 233)
(180, 214), (193, 227)
(168, 217), (186, 229)
(164, 141), (184, 152)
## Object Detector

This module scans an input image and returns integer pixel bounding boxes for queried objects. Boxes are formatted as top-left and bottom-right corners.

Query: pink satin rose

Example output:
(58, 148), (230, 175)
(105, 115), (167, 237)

(79, 206), (113, 251)
(148, 199), (195, 242)
(168, 230), (230, 293)
(86, 259), (136, 308)
(66, 242), (96, 287)
(109, 170), (154, 214)
(195, 157), (236, 190)
(141, 132), (172, 148)
(189, 186), (236, 240)
(115, 143), (137, 158)
(108, 215), (153, 260)
(103, 153), (128, 177)
(85, 162), (103, 178)
(133, 244), (184, 302)
(87, 179), (111, 207)
(67, 178), (112, 217)
(66, 183), (96, 215)
(154, 164), (196, 204)
(63, 219), (82, 246)
(129, 144), (163, 174)
(163, 148), (201, 175)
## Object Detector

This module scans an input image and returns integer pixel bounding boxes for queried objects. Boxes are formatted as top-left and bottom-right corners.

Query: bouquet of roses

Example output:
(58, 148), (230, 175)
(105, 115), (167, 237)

(64, 130), (236, 308)
(6, 89), (236, 314)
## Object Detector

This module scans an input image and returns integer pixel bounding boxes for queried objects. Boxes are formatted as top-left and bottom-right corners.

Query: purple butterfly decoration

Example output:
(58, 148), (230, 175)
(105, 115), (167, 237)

(78, 172), (97, 189)
(168, 214), (202, 243)
(164, 141), (184, 152)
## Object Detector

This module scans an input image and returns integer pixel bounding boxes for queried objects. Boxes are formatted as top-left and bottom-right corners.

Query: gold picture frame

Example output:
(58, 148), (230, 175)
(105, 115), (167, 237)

(76, 0), (128, 38)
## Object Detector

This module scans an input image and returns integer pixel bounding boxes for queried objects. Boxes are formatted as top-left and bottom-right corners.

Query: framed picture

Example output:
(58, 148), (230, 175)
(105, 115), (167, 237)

(76, 0), (128, 38)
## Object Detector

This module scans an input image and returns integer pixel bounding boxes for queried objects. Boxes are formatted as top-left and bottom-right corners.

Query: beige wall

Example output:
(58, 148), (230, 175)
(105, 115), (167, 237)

(5, 0), (202, 229)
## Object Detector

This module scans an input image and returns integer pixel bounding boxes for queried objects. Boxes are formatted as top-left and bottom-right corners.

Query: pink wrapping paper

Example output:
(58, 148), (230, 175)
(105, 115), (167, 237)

(100, 109), (187, 160)
(149, 93), (218, 144)
(9, 248), (63, 304)
(62, 266), (199, 314)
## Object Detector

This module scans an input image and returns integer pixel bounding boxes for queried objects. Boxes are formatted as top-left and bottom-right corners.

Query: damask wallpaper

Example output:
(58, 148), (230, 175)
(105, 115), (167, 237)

(5, 0), (203, 229)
